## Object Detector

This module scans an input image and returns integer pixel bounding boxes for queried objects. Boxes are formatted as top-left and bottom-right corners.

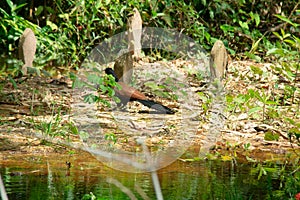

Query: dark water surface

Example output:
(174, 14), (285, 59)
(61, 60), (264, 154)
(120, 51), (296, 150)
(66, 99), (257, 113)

(0, 151), (297, 200)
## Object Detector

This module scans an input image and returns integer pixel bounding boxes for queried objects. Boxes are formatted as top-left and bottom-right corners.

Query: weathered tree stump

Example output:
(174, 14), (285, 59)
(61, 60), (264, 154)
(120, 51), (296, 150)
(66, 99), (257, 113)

(114, 8), (142, 84)
(18, 28), (36, 75)
(128, 8), (142, 60)
(209, 40), (228, 80)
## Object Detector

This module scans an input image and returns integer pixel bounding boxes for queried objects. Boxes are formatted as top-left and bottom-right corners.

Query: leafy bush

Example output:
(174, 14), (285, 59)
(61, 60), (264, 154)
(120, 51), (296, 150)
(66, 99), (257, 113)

(0, 0), (299, 76)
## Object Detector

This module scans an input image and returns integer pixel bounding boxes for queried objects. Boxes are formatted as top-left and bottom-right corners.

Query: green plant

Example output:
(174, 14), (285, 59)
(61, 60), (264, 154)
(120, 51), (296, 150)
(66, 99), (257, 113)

(34, 104), (78, 139)
(0, 0), (37, 52)
(264, 131), (280, 141)
(105, 133), (117, 146)
(243, 143), (251, 151)
(226, 90), (254, 116)
(251, 156), (300, 199)
(248, 89), (277, 122)
(197, 92), (211, 114)
(81, 192), (97, 200)
(285, 118), (300, 146)
(144, 81), (176, 100)
(72, 68), (121, 107)
(267, 13), (299, 61)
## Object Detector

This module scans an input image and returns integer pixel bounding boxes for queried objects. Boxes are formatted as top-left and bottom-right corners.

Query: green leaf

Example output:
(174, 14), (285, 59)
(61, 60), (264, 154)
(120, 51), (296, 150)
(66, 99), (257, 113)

(162, 14), (172, 27)
(274, 14), (298, 27)
(253, 13), (260, 27)
(8, 75), (17, 89)
(112, 96), (120, 103)
(83, 94), (98, 103)
(264, 167), (279, 173)
(144, 81), (160, 90)
(285, 117), (295, 126)
(284, 39), (295, 46)
(248, 107), (262, 115)
(107, 87), (115, 96)
(152, 10), (157, 17)
(58, 13), (69, 20)
(13, 3), (27, 13)
(5, 0), (14, 10)
(233, 95), (245, 104)
(95, 0), (102, 9)
(264, 131), (279, 141)
(266, 100), (277, 105)
(68, 122), (79, 135)
(250, 65), (263, 75)
(245, 52), (261, 62)
(249, 12), (260, 27)
(156, 13), (165, 17)
(220, 24), (235, 33)
(209, 10), (214, 19)
(239, 21), (249, 30)
(0, 7), (9, 16)
(87, 74), (102, 84)
(46, 21), (58, 31)
(115, 82), (121, 90)
(246, 156), (257, 162)
(266, 48), (286, 56)
(254, 91), (264, 102)
(272, 32), (282, 40)
(45, 6), (55, 14)
(35, 6), (44, 16)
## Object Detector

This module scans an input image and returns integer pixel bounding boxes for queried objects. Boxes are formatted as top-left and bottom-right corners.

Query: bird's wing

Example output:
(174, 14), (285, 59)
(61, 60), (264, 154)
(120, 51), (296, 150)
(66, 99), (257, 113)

(117, 82), (147, 100)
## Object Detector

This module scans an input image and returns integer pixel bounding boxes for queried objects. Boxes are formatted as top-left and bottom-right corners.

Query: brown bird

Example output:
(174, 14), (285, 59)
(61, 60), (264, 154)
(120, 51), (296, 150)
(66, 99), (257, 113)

(105, 68), (174, 114)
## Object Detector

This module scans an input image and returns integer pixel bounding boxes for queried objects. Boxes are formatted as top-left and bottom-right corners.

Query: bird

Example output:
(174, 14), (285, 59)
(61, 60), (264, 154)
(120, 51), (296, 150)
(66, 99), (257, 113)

(104, 67), (175, 114)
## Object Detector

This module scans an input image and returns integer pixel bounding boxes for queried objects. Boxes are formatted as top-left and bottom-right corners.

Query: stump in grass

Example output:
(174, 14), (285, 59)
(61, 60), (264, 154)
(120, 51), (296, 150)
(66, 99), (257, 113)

(18, 28), (36, 75)
(210, 40), (228, 80)
(114, 8), (142, 84)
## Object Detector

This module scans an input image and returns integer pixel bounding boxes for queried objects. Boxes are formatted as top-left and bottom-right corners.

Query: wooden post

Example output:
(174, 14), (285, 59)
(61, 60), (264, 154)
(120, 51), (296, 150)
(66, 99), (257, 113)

(114, 8), (142, 84)
(209, 40), (228, 80)
(18, 28), (36, 75)
(128, 8), (142, 60)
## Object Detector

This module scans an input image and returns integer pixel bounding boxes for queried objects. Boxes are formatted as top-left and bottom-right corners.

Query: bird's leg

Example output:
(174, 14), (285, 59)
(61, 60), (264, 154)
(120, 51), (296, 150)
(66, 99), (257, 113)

(112, 97), (128, 112)
(118, 103), (128, 112)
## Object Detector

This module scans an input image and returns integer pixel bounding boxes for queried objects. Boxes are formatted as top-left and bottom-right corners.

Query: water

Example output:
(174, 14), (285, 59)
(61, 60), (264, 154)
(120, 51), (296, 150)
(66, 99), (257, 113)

(0, 152), (298, 200)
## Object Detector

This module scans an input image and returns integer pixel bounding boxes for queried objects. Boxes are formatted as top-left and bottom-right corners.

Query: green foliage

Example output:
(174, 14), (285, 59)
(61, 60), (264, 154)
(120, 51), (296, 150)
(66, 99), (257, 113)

(33, 105), (78, 138)
(285, 118), (300, 146)
(250, 157), (300, 199)
(226, 90), (254, 115)
(81, 192), (97, 200)
(1, 0), (300, 160)
(249, 89), (277, 121)
(104, 133), (117, 146)
(197, 91), (211, 113)
(243, 143), (251, 151)
(0, 0), (299, 77)
(0, 0), (37, 52)
(267, 15), (300, 62)
(264, 131), (280, 141)
(144, 81), (178, 100)
(72, 70), (121, 107)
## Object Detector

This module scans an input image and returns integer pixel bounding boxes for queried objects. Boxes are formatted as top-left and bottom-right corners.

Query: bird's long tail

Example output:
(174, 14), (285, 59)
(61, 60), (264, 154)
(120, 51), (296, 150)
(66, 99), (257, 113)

(136, 99), (175, 114)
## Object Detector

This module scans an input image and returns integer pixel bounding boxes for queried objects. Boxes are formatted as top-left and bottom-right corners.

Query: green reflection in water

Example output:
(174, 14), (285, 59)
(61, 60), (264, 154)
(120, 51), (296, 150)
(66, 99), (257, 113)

(1, 154), (299, 200)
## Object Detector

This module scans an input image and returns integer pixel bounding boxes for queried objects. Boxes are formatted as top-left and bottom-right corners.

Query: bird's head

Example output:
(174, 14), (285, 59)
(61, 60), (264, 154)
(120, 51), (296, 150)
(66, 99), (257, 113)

(105, 68), (119, 82)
